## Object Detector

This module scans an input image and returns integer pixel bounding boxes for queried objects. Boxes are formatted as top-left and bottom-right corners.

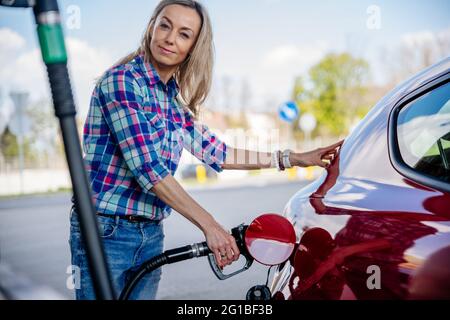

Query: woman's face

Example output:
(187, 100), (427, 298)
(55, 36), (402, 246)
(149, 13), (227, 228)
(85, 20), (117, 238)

(150, 4), (202, 69)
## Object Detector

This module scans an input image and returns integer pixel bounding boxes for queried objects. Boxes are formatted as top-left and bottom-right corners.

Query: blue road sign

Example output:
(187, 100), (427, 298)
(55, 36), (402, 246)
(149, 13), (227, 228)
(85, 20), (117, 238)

(278, 101), (299, 123)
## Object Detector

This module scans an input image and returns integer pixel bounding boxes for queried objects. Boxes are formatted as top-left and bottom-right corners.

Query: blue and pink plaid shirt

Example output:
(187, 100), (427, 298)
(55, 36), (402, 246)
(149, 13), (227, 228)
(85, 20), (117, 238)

(83, 53), (227, 220)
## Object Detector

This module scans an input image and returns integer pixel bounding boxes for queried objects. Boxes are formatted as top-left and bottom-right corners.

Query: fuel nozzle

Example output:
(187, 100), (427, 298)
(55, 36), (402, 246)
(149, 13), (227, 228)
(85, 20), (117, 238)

(207, 224), (254, 280)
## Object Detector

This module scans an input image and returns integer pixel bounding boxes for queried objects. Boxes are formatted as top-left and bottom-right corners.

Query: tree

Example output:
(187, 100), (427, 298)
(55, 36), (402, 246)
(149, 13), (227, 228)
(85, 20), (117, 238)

(0, 126), (35, 164)
(293, 53), (370, 136)
(0, 98), (63, 167)
(381, 29), (450, 86)
(27, 99), (59, 152)
(0, 127), (19, 159)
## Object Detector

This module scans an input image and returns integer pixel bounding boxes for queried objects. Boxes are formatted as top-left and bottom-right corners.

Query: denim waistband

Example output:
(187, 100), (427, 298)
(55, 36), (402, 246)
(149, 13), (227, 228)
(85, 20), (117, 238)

(70, 206), (163, 225)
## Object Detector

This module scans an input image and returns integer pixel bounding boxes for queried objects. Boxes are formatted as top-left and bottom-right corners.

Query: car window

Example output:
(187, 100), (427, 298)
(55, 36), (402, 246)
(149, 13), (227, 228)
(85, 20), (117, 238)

(397, 81), (450, 183)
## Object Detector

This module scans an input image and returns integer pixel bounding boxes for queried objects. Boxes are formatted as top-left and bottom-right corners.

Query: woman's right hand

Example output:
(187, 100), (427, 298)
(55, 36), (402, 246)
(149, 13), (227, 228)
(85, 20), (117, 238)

(203, 222), (240, 268)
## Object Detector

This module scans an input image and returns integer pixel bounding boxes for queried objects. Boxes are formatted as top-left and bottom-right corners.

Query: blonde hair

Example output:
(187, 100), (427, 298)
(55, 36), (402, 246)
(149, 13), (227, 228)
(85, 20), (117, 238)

(112, 0), (214, 116)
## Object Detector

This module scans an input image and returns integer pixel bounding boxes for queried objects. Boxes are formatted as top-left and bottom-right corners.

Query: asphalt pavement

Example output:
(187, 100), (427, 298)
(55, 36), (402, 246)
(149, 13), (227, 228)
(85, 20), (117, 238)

(0, 179), (307, 300)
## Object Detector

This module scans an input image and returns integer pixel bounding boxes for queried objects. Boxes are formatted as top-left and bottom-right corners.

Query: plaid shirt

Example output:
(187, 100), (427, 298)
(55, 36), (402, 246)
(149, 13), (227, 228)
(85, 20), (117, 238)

(83, 54), (227, 220)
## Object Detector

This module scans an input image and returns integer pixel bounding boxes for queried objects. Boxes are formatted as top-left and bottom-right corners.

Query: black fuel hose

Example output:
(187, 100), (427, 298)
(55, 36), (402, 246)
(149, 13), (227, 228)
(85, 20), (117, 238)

(119, 242), (211, 300)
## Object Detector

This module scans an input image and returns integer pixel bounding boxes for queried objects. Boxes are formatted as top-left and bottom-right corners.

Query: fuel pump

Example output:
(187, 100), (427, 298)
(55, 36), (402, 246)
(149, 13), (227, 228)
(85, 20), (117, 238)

(0, 0), (115, 300)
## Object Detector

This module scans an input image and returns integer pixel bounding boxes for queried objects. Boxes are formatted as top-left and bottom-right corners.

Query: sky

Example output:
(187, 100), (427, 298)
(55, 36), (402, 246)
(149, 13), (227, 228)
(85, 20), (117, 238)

(0, 0), (449, 120)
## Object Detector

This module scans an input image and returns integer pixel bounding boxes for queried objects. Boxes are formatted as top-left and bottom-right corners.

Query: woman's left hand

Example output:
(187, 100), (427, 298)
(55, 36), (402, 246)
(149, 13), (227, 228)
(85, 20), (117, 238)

(290, 140), (344, 168)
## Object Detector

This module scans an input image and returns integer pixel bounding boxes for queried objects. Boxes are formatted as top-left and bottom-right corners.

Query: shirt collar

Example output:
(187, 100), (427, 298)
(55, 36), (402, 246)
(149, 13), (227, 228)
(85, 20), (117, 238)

(135, 53), (179, 96)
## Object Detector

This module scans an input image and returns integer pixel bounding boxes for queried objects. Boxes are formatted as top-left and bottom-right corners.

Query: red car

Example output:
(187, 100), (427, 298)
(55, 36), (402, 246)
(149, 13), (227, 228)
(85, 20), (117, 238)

(270, 57), (450, 300)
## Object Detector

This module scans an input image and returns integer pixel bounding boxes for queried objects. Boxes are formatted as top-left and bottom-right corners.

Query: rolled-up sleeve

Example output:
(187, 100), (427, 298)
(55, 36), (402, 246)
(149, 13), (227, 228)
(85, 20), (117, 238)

(98, 70), (170, 191)
(182, 110), (227, 173)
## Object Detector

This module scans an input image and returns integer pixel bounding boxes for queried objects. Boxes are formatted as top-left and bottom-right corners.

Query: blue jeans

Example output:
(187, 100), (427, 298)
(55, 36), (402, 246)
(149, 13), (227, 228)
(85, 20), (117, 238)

(69, 208), (164, 300)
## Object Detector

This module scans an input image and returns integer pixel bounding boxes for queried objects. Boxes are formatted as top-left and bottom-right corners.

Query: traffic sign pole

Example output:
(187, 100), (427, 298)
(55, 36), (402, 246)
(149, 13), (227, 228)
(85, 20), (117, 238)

(9, 92), (29, 195)
(278, 101), (300, 149)
(299, 113), (317, 150)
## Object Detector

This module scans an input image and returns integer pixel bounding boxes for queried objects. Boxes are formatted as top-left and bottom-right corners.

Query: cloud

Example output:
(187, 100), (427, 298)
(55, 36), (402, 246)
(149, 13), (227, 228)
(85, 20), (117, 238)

(0, 28), (114, 119)
(211, 42), (328, 111)
(0, 28), (25, 48)
(0, 28), (25, 59)
(400, 27), (450, 58)
(66, 38), (114, 118)
(253, 42), (328, 106)
(401, 30), (438, 47)
(262, 45), (302, 67)
(261, 43), (327, 71)
(1, 49), (48, 101)
(0, 28), (47, 114)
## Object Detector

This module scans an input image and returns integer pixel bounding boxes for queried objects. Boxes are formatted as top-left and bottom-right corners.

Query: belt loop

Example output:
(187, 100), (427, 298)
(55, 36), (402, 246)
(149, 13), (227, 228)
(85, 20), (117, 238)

(114, 215), (120, 225)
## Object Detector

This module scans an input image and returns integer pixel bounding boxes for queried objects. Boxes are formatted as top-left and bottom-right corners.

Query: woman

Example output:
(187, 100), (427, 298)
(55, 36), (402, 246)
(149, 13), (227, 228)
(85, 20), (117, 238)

(70, 0), (342, 300)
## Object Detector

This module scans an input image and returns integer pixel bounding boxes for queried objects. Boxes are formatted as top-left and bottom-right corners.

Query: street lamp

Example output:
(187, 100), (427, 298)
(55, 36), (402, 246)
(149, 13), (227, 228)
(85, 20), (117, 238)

(299, 113), (317, 150)
(9, 91), (30, 194)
